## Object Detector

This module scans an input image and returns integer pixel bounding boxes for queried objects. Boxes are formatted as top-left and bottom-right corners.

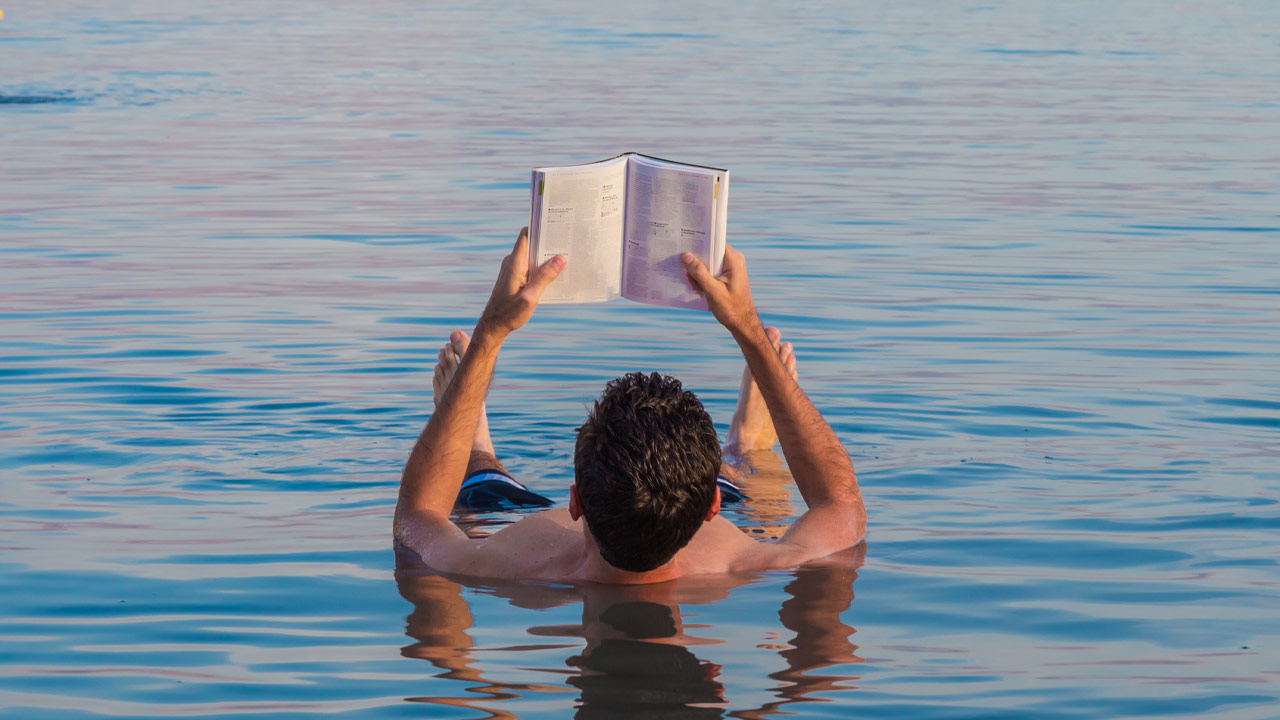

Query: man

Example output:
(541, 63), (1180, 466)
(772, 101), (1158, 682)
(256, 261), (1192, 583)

(394, 228), (866, 583)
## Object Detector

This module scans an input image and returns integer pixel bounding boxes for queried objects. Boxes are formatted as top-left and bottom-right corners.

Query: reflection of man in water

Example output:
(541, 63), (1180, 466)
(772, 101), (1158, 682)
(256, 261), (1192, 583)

(567, 598), (724, 719)
(395, 552), (865, 718)
(395, 228), (866, 583)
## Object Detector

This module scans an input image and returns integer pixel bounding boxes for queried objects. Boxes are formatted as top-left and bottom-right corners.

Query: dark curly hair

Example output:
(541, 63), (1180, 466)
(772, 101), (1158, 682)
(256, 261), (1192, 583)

(574, 372), (722, 573)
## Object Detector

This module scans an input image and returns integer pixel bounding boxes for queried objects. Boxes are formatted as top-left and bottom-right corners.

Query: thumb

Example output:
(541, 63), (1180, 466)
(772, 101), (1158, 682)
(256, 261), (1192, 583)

(681, 252), (717, 293)
(524, 254), (567, 296)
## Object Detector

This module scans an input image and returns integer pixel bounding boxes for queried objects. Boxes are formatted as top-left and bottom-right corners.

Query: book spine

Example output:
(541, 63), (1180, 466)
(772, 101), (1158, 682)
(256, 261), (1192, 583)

(528, 170), (541, 259)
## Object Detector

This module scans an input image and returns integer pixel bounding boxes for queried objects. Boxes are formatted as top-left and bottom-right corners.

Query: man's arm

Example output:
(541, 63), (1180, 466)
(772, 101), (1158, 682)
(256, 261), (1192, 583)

(395, 228), (565, 529)
(683, 246), (866, 551)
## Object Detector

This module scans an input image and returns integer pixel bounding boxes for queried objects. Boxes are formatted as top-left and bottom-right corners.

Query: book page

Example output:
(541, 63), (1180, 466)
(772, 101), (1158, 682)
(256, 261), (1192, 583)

(621, 156), (723, 310)
(529, 157), (627, 303)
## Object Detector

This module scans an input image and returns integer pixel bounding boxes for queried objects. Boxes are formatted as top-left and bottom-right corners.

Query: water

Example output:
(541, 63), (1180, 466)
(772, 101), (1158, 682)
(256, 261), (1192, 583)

(2, 1), (1278, 717)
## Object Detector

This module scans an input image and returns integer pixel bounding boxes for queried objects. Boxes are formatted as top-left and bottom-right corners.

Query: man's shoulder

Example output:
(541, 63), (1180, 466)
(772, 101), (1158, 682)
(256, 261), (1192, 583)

(489, 507), (580, 538)
(398, 507), (584, 579)
(473, 508), (585, 576)
(681, 505), (867, 574)
(678, 516), (797, 574)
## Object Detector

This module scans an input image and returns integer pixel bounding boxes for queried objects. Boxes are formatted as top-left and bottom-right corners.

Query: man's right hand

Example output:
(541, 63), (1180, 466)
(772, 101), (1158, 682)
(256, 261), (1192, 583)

(682, 244), (760, 336)
(477, 227), (566, 341)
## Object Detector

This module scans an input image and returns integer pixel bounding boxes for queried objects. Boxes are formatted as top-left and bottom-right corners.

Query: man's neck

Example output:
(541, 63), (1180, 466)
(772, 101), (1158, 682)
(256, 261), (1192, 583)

(576, 527), (682, 585)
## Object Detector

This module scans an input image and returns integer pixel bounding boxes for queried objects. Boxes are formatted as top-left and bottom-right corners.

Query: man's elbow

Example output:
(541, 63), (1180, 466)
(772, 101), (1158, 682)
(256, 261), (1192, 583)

(813, 494), (867, 540)
(393, 506), (457, 552)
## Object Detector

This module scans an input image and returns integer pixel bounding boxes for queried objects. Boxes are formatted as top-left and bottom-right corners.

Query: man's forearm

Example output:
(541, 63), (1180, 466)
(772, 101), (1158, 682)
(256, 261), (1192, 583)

(396, 226), (563, 529)
(679, 244), (860, 512)
(731, 318), (859, 508)
(397, 325), (505, 519)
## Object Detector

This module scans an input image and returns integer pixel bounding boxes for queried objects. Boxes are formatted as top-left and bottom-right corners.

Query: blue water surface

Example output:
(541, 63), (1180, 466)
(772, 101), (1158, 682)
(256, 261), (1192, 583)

(2, 1), (1278, 718)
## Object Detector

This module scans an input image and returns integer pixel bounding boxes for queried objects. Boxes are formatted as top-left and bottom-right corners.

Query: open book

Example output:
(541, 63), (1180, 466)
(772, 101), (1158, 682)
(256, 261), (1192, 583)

(528, 153), (729, 310)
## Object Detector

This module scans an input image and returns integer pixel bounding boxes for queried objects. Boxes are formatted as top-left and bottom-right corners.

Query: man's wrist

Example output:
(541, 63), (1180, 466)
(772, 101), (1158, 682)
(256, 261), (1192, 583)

(727, 311), (766, 345)
(471, 318), (509, 349)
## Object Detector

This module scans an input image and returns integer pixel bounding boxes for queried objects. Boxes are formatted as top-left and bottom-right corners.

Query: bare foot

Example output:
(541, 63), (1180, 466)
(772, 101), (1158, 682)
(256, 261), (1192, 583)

(726, 326), (797, 453)
(432, 329), (495, 455)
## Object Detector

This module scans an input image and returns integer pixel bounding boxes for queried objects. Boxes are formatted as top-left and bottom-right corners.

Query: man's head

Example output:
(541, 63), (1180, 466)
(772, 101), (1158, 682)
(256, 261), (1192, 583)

(572, 372), (721, 573)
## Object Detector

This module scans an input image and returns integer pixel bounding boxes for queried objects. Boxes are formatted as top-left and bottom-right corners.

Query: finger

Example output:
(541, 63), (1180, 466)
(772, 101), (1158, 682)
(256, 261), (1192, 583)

(511, 227), (529, 255)
(523, 254), (567, 296)
(438, 346), (451, 367)
(502, 227), (530, 285)
(765, 326), (781, 347)
(784, 349), (797, 379)
(721, 243), (745, 274)
(681, 253), (718, 292)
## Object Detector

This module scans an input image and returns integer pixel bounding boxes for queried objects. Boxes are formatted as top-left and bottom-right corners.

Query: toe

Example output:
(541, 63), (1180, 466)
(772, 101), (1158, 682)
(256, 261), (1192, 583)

(765, 326), (781, 347)
(450, 330), (471, 358)
(777, 339), (797, 377)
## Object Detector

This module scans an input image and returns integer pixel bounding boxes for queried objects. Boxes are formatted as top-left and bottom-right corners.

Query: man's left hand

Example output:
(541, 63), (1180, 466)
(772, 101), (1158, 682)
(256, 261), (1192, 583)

(477, 227), (566, 338)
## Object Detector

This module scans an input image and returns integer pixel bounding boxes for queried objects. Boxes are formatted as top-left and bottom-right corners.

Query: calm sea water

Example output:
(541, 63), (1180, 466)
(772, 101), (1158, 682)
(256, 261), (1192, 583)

(2, 2), (1278, 718)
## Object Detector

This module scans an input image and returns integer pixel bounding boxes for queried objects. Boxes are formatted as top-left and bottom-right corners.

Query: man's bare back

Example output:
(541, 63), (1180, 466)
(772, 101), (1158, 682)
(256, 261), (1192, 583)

(394, 229), (866, 584)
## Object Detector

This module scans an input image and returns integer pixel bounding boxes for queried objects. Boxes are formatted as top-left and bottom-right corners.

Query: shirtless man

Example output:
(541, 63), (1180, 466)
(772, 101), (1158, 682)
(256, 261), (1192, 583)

(394, 228), (866, 583)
